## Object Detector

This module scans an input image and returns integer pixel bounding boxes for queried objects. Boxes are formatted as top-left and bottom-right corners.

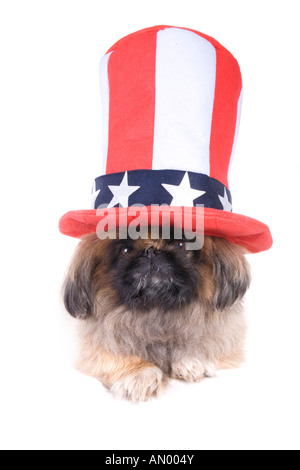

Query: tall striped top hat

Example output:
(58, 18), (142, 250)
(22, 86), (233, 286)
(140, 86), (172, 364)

(59, 25), (273, 253)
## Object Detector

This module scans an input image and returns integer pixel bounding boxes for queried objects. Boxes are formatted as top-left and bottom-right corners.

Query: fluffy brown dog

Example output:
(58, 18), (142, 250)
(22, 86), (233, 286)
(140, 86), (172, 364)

(63, 232), (251, 402)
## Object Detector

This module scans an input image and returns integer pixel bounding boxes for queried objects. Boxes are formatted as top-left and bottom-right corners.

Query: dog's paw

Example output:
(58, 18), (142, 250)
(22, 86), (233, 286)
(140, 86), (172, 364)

(171, 358), (216, 383)
(110, 366), (167, 403)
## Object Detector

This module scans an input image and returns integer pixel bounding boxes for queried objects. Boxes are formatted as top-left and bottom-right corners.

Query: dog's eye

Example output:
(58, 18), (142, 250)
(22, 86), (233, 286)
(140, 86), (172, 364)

(120, 247), (133, 256)
(173, 241), (186, 250)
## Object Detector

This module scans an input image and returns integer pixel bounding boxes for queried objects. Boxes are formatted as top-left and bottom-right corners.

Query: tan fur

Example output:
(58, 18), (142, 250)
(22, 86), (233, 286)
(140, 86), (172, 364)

(64, 234), (251, 402)
(76, 334), (168, 402)
(217, 346), (246, 370)
(75, 300), (247, 401)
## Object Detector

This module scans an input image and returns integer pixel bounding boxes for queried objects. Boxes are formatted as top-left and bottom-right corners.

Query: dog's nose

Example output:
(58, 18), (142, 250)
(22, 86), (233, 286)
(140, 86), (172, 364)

(144, 247), (155, 258)
(143, 247), (162, 258)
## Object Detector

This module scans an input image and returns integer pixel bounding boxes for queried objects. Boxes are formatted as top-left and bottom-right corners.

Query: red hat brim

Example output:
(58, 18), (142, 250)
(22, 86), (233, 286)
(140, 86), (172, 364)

(59, 207), (272, 254)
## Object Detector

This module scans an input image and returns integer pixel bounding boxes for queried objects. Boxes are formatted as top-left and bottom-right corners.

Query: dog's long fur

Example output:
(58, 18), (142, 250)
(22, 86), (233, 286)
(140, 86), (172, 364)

(63, 234), (251, 402)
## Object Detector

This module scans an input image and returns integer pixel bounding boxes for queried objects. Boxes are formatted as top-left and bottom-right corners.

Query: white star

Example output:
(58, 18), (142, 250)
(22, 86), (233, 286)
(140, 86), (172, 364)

(91, 180), (101, 209)
(162, 172), (206, 207)
(218, 188), (232, 212)
(107, 172), (140, 208)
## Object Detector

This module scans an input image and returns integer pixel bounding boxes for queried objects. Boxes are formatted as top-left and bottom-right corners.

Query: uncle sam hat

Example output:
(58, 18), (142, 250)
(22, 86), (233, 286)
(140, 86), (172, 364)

(59, 25), (273, 253)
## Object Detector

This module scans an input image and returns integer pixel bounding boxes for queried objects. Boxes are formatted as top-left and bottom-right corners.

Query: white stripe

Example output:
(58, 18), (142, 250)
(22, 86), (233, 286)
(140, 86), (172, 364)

(227, 88), (243, 186)
(152, 28), (216, 175)
(99, 52), (112, 175)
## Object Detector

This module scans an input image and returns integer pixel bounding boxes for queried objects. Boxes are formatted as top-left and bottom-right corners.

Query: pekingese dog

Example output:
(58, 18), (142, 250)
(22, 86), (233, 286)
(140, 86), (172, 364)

(63, 231), (251, 402)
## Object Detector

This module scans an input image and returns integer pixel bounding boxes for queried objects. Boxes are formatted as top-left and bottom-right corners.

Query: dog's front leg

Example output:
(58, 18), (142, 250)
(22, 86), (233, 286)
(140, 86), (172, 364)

(77, 342), (168, 403)
(171, 357), (217, 382)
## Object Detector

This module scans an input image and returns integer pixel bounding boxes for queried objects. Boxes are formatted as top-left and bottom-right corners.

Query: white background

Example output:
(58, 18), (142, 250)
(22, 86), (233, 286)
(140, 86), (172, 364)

(1, 0), (299, 451)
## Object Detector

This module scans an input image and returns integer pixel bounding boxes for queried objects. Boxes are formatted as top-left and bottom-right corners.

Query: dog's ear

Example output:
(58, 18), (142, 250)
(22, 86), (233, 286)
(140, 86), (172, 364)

(209, 238), (251, 310)
(63, 241), (97, 319)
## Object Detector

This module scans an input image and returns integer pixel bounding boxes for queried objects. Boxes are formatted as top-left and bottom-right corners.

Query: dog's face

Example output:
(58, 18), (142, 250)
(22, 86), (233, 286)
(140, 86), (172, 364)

(106, 237), (201, 312)
(64, 232), (251, 319)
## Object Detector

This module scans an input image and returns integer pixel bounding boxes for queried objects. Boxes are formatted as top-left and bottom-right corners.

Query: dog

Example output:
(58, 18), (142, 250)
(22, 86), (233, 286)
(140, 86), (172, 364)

(63, 231), (251, 402)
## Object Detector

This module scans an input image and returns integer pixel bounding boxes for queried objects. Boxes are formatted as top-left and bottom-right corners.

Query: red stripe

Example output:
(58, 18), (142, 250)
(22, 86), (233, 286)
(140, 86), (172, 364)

(209, 49), (242, 188)
(106, 30), (157, 174)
